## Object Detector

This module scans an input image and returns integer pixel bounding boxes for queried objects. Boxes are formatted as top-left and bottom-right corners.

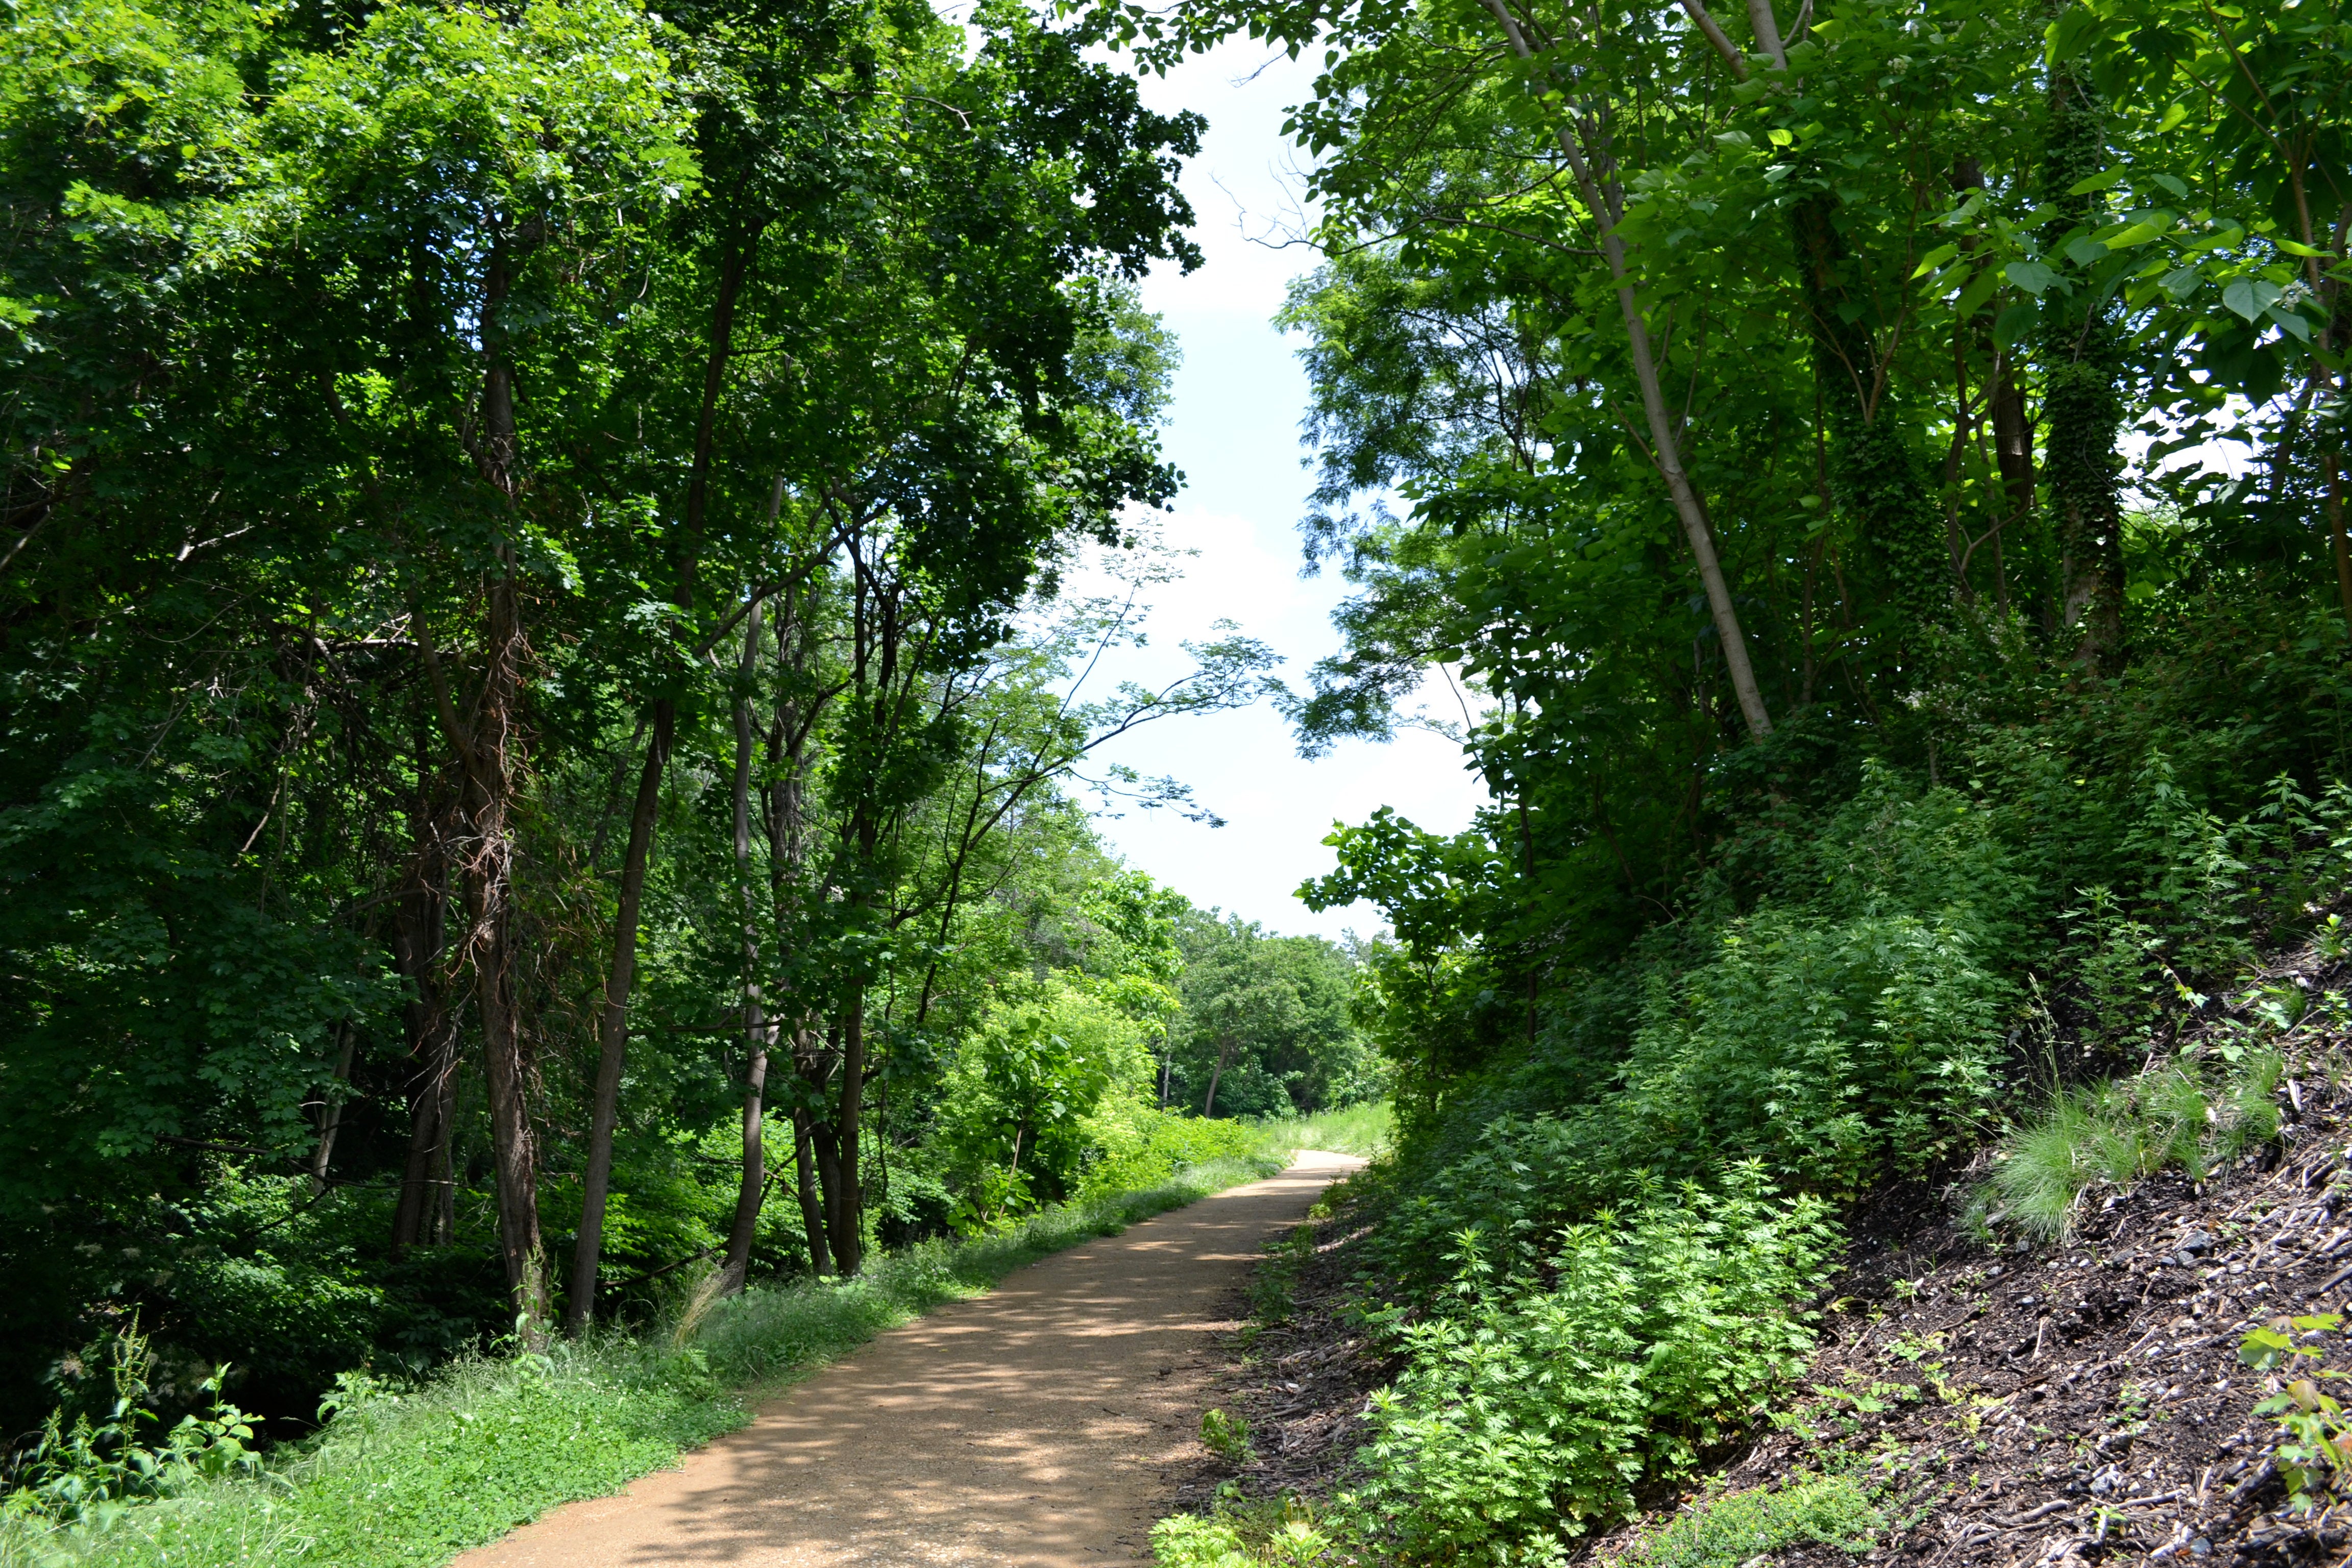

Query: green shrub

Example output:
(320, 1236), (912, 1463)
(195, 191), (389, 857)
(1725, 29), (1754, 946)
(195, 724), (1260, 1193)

(1248, 1100), (1393, 1158)
(1153, 1503), (1337, 1567)
(1200, 1407), (1254, 1465)
(1611, 906), (2006, 1191)
(1620, 1473), (1879, 1568)
(1345, 1168), (1838, 1563)
(1076, 1108), (1271, 1200)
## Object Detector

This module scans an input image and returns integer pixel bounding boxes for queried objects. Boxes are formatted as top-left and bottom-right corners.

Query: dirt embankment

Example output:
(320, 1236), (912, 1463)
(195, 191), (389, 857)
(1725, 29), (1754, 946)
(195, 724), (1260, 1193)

(454, 1152), (1361, 1568)
(1191, 1030), (2352, 1567)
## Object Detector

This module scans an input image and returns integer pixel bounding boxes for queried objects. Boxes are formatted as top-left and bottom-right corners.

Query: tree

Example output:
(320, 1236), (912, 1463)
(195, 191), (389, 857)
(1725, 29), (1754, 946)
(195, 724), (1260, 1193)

(1171, 914), (1376, 1118)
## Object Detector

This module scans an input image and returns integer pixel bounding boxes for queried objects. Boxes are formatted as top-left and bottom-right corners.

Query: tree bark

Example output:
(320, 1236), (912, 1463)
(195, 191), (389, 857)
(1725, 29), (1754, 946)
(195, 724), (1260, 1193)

(1204, 1033), (1237, 1118)
(390, 821), (457, 1253)
(792, 1105), (831, 1276)
(452, 235), (551, 1345)
(2330, 455), (2352, 633)
(309, 1023), (357, 1193)
(2041, 63), (2128, 669)
(566, 237), (753, 1332)
(825, 995), (866, 1275)
(474, 558), (549, 1343)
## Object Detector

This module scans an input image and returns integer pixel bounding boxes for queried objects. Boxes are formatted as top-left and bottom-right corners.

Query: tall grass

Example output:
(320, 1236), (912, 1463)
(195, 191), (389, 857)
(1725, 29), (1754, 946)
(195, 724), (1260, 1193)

(1248, 1100), (1393, 1159)
(0, 1152), (1285, 1568)
(1975, 1050), (2283, 1240)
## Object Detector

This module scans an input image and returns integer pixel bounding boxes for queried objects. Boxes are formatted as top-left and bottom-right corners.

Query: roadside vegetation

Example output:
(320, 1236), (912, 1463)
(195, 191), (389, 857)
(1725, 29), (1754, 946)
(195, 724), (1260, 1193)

(0, 1146), (1292, 1568)
(0, 0), (1391, 1543)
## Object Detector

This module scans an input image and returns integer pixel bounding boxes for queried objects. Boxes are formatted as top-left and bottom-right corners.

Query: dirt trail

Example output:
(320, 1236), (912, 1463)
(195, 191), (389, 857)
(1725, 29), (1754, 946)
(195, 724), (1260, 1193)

(455, 1152), (1362, 1568)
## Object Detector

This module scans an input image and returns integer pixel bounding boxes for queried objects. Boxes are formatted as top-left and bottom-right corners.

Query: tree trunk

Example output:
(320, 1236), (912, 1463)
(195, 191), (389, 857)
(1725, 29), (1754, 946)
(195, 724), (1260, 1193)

(2041, 62), (2128, 670)
(793, 1106), (831, 1276)
(1479, 0), (1771, 739)
(566, 706), (671, 1335)
(474, 559), (549, 1344)
(721, 600), (770, 1295)
(825, 995), (866, 1275)
(309, 1022), (357, 1193)
(2330, 455), (2352, 632)
(1987, 347), (2036, 538)
(566, 240), (752, 1332)
(1204, 1033), (1237, 1118)
(1950, 155), (2036, 611)
(1792, 195), (1945, 633)
(458, 235), (550, 1344)
(390, 830), (456, 1253)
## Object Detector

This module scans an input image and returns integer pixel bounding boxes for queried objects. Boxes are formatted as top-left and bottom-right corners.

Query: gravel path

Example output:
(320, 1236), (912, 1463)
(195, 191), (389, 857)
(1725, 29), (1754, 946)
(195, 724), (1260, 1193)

(454, 1152), (1363, 1568)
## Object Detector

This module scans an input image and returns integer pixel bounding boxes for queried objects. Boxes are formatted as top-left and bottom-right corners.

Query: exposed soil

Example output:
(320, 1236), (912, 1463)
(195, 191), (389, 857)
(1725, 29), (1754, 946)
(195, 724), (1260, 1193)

(1167, 1210), (1398, 1518)
(451, 1152), (1362, 1568)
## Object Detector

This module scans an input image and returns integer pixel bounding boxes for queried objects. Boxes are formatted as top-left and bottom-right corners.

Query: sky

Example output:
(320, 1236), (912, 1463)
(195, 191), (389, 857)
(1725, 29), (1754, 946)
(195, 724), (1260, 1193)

(1050, 38), (1492, 943)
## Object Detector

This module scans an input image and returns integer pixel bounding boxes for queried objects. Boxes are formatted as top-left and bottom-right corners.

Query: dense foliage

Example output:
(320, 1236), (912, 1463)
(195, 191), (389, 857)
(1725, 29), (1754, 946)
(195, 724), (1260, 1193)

(13, 0), (2352, 1555)
(0, 0), (1388, 1478)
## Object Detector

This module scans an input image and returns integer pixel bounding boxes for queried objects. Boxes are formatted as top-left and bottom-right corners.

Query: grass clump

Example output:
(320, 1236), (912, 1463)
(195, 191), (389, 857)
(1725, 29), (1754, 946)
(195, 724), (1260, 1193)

(0, 1153), (1283, 1568)
(1616, 1473), (1879, 1568)
(1977, 1048), (2284, 1239)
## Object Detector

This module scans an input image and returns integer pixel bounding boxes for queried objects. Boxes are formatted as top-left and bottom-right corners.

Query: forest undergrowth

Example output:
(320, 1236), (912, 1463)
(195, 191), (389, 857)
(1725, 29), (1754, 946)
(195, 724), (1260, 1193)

(1153, 593), (2352, 1568)
(1164, 988), (2352, 1568)
(0, 1145), (1297, 1568)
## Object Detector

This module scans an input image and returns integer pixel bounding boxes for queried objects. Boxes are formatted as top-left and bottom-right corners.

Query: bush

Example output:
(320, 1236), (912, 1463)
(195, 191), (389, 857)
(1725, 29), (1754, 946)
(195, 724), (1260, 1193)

(1153, 1504), (1337, 1567)
(1246, 1101), (1394, 1159)
(1345, 1168), (1838, 1563)
(1611, 905), (2006, 1191)
(1076, 1108), (1270, 1201)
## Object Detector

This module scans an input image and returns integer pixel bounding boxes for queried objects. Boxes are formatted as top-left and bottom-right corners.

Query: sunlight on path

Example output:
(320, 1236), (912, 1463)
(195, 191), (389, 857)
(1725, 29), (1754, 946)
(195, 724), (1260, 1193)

(453, 1152), (1362, 1567)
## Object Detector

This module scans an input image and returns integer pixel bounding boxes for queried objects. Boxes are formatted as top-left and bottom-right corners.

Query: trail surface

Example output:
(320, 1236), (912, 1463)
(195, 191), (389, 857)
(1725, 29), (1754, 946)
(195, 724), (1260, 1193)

(456, 1152), (1363, 1568)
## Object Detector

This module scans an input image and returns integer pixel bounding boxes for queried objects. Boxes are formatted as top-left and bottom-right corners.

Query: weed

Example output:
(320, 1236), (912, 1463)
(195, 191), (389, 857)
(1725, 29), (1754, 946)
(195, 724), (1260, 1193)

(1247, 1102), (1394, 1160)
(1343, 1167), (1838, 1560)
(1153, 1496), (1337, 1566)
(1975, 1050), (2285, 1239)
(2239, 1313), (2352, 1512)
(1617, 1472), (1880, 1568)
(1200, 1408), (1255, 1466)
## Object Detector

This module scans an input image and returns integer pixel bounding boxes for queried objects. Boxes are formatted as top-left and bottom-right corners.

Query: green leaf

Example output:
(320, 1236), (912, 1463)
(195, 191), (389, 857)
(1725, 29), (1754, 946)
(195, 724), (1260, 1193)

(1912, 242), (1960, 279)
(2159, 103), (2189, 133)
(2005, 260), (2057, 296)
(2067, 168), (2124, 195)
(2103, 223), (2164, 249)
(2223, 278), (2282, 320)
(2066, 236), (2110, 266)
(2275, 236), (2328, 258)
